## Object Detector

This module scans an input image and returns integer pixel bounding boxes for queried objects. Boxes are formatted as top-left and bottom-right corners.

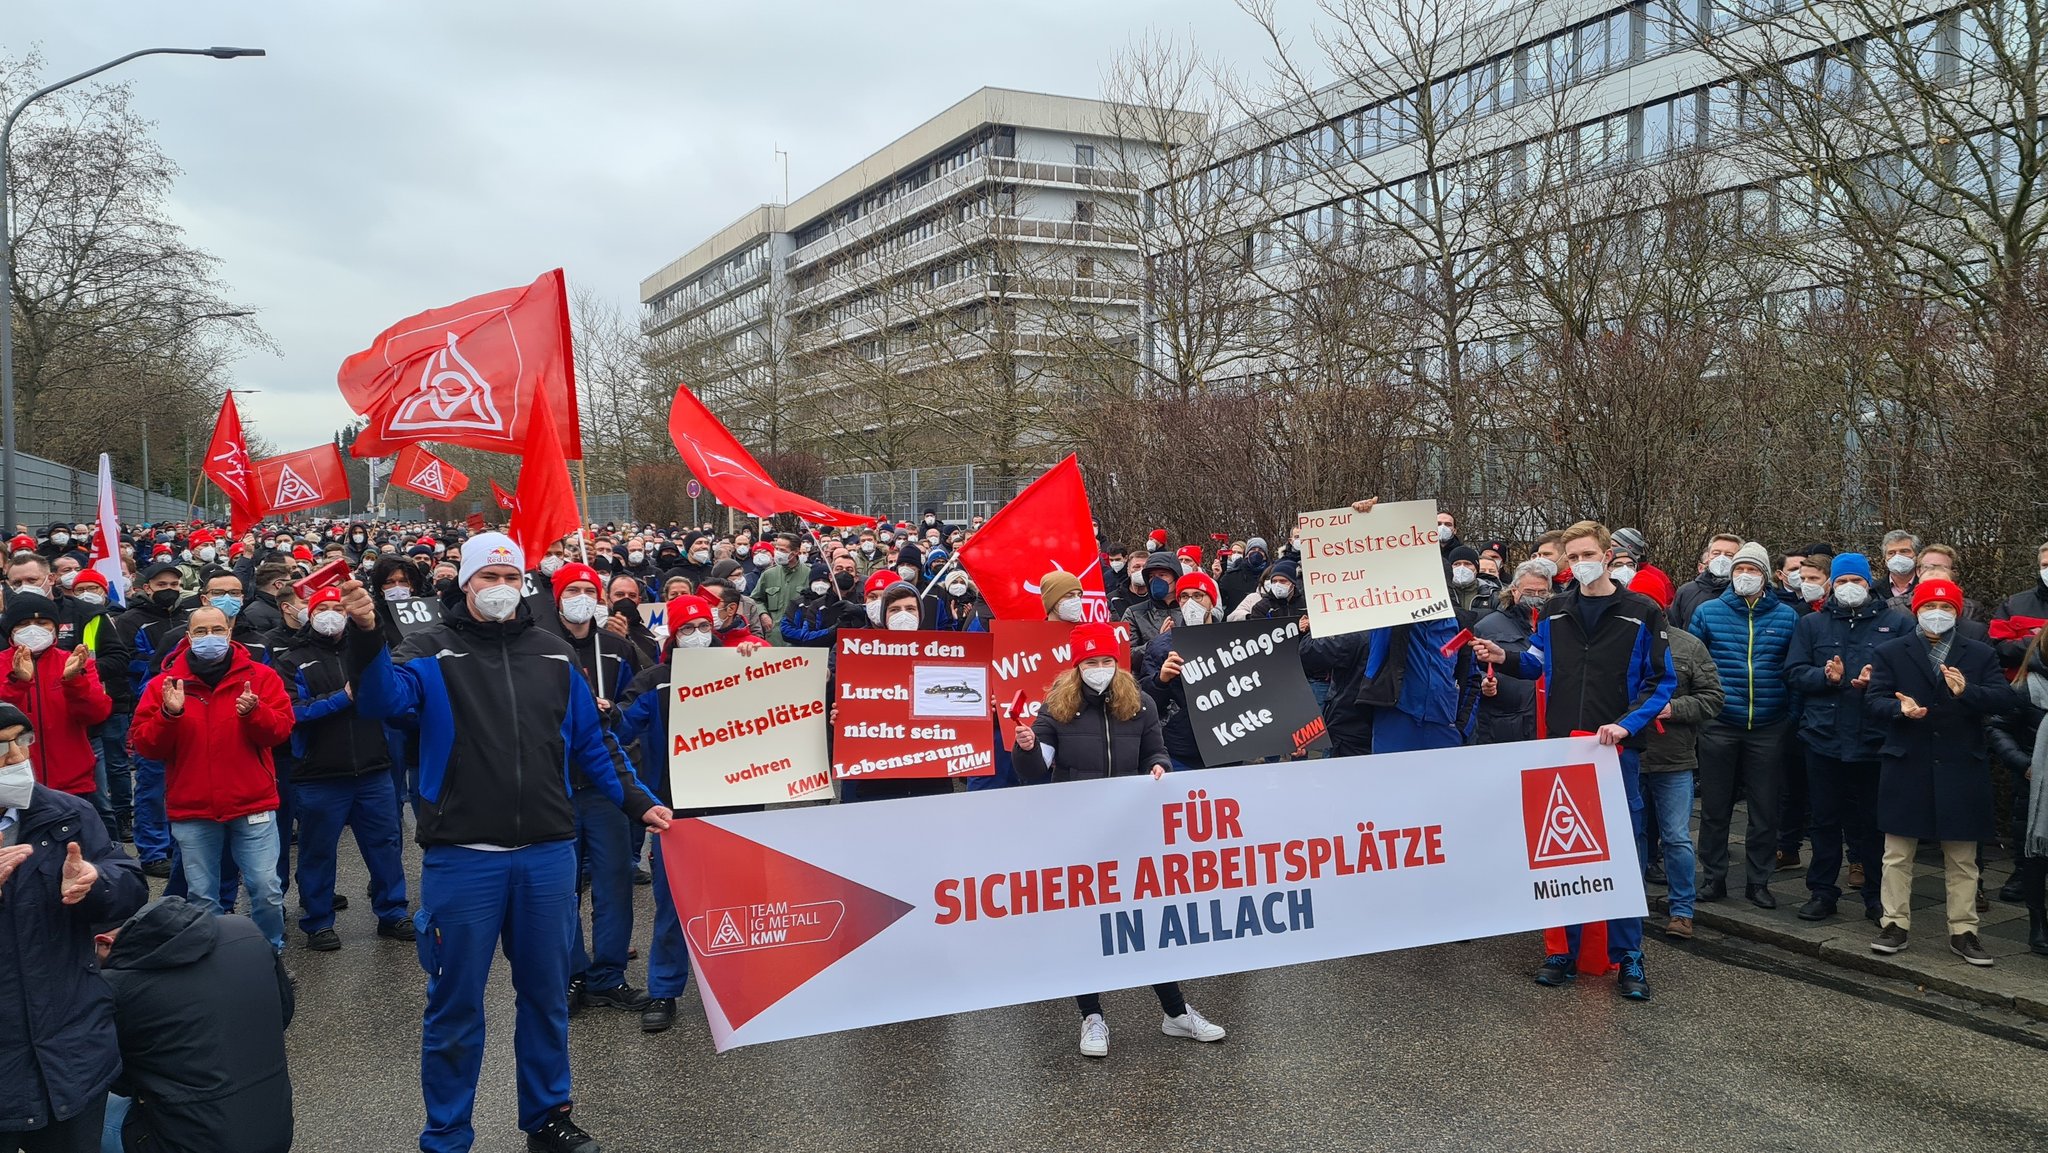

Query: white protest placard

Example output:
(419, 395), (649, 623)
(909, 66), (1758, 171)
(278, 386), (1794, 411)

(668, 647), (833, 808)
(1296, 500), (1453, 637)
(664, 737), (1644, 1051)
(638, 600), (669, 642)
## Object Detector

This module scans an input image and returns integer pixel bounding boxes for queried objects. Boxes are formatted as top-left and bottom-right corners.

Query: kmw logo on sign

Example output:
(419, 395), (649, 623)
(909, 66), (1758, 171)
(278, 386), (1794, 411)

(1519, 763), (1609, 869)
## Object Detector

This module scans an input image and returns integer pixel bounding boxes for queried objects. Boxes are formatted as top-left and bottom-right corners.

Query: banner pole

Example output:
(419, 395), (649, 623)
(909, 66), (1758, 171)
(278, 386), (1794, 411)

(573, 454), (606, 705)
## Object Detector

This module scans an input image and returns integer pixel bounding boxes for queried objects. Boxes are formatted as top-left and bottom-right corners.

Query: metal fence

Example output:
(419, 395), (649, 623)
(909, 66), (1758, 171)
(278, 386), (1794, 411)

(821, 465), (1033, 526)
(11, 453), (211, 529)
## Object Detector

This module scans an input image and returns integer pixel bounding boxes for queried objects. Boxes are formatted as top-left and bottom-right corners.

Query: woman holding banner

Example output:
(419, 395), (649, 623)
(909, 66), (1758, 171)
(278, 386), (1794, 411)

(1013, 622), (1228, 1058)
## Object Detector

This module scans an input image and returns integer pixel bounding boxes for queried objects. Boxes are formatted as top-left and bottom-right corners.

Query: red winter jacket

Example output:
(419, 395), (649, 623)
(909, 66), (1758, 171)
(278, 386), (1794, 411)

(130, 642), (294, 823)
(0, 646), (113, 795)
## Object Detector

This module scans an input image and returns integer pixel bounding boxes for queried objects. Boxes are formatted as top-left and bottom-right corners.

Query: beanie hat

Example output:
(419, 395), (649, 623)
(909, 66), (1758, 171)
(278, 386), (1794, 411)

(70, 568), (108, 592)
(190, 529), (215, 547)
(1176, 545), (1203, 566)
(1270, 559), (1300, 583)
(708, 558), (744, 582)
(1611, 527), (1649, 561)
(862, 570), (896, 598)
(1175, 571), (1220, 605)
(9, 534), (36, 554)
(291, 545), (313, 562)
(1830, 553), (1872, 583)
(1069, 622), (1125, 666)
(1247, 537), (1268, 553)
(550, 562), (603, 601)
(1147, 529), (1168, 550)
(1912, 578), (1963, 614)
(3, 591), (61, 634)
(666, 594), (715, 627)
(895, 544), (924, 568)
(458, 532), (525, 586)
(151, 543), (172, 558)
(1732, 541), (1772, 574)
(1447, 545), (1480, 566)
(1039, 570), (1083, 615)
(1629, 564), (1676, 611)
(307, 585), (344, 610)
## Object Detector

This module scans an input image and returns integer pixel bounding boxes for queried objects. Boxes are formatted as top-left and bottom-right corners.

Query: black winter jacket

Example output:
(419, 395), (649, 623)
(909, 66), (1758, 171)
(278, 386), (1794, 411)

(0, 787), (148, 1130)
(103, 898), (293, 1153)
(1016, 682), (1171, 783)
(1471, 606), (1540, 745)
(1671, 572), (1729, 630)
(277, 629), (391, 781)
(1783, 597), (1914, 762)
(345, 598), (658, 848)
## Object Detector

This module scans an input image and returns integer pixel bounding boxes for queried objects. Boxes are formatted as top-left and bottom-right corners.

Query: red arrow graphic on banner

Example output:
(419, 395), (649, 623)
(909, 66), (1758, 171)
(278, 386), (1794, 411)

(666, 819), (914, 1030)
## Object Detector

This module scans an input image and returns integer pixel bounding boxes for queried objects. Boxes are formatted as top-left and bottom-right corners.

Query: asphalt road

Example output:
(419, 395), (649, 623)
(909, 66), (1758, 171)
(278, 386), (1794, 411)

(257, 838), (2048, 1153)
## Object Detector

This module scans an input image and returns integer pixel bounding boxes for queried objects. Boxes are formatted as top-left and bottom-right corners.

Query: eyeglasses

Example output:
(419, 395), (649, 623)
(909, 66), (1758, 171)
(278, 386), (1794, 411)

(3, 732), (32, 749)
(674, 621), (714, 635)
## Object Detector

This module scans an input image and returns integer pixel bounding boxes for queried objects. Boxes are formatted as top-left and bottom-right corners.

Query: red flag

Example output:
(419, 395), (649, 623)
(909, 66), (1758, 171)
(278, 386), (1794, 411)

(202, 393), (264, 534)
(507, 400), (581, 563)
(666, 384), (869, 527)
(491, 479), (518, 512)
(465, 512), (486, 533)
(954, 455), (1108, 622)
(389, 444), (470, 502)
(338, 269), (581, 460)
(253, 444), (352, 514)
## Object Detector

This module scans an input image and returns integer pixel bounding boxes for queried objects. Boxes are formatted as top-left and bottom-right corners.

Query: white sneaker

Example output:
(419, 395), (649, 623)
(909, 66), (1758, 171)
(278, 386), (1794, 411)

(1161, 1005), (1226, 1042)
(1078, 1013), (1109, 1057)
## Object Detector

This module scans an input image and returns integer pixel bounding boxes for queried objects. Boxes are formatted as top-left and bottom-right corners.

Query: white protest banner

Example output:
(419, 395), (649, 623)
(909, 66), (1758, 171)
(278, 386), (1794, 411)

(665, 737), (1644, 1051)
(639, 600), (669, 641)
(1296, 499), (1453, 637)
(668, 647), (833, 808)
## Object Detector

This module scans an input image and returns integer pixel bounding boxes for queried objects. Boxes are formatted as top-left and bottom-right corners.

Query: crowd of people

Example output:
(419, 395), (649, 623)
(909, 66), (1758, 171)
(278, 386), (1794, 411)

(0, 503), (2044, 1152)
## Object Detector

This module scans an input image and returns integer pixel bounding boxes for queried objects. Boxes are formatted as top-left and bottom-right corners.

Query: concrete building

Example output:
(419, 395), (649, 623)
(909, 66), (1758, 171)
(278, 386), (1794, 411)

(641, 87), (1201, 488)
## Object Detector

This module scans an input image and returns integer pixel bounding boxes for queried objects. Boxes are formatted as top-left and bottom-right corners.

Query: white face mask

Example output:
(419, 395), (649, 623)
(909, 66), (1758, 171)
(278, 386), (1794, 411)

(73, 590), (104, 606)
(1450, 566), (1476, 587)
(674, 629), (714, 649)
(1731, 572), (1765, 598)
(1707, 554), (1734, 578)
(1917, 607), (1956, 635)
(1180, 561), (1197, 575)
(1055, 596), (1085, 624)
(312, 611), (348, 637)
(50, 532), (68, 547)
(539, 556), (564, 576)
(810, 580), (830, 596)
(754, 554), (772, 568)
(690, 550), (711, 564)
(626, 551), (644, 565)
(1800, 580), (1826, 603)
(1886, 553), (1917, 575)
(383, 587), (412, 601)
(1610, 565), (1636, 587)
(473, 584), (523, 621)
(1570, 560), (1607, 586)
(560, 594), (603, 624)
(898, 566), (919, 581)
(57, 571), (77, 589)
(1110, 559), (1126, 573)
(1080, 666), (1116, 693)
(886, 608), (920, 632)
(0, 759), (32, 809)
(1266, 581), (1293, 600)
(195, 547), (216, 564)
(1181, 601), (1208, 627)
(865, 599), (885, 626)
(11, 625), (53, 654)
(945, 579), (969, 598)
(2039, 565), (2048, 586)
(1833, 582), (1869, 608)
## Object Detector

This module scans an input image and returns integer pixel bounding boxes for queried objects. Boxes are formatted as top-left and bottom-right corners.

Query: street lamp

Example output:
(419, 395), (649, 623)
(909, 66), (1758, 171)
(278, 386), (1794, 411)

(0, 46), (265, 531)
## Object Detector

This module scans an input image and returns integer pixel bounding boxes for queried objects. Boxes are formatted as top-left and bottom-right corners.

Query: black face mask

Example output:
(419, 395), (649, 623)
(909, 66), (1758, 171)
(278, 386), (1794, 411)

(151, 588), (180, 610)
(610, 598), (637, 616)
(833, 572), (856, 594)
(434, 577), (456, 597)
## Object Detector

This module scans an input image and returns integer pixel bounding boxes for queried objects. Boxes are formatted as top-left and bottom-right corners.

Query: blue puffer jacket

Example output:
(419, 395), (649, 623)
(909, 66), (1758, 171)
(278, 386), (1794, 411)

(1782, 596), (1915, 761)
(1688, 587), (1800, 728)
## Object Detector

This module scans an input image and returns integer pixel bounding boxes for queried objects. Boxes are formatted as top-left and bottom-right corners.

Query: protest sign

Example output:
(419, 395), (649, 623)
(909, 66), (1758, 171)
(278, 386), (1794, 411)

(832, 631), (995, 781)
(387, 595), (443, 638)
(1168, 619), (1331, 765)
(669, 647), (833, 808)
(665, 736), (1644, 1051)
(989, 620), (1077, 750)
(638, 600), (669, 641)
(1296, 500), (1453, 637)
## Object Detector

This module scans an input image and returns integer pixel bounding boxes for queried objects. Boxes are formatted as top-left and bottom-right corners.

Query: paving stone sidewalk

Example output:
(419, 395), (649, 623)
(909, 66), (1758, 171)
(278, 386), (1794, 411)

(1652, 803), (2048, 1020)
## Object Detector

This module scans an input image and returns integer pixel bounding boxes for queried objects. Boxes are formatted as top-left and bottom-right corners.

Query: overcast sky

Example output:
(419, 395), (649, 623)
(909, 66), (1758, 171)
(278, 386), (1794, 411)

(6, 0), (1301, 452)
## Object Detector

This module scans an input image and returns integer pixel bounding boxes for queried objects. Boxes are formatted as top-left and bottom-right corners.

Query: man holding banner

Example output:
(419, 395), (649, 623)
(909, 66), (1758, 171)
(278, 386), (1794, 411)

(1473, 520), (1676, 1000)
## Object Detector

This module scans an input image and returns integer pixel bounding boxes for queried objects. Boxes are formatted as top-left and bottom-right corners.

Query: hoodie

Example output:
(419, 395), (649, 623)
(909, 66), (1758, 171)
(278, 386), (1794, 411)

(103, 897), (294, 1153)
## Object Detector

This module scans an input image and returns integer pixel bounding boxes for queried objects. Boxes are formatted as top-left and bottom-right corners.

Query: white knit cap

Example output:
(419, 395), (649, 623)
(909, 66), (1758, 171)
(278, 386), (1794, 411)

(458, 532), (525, 586)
